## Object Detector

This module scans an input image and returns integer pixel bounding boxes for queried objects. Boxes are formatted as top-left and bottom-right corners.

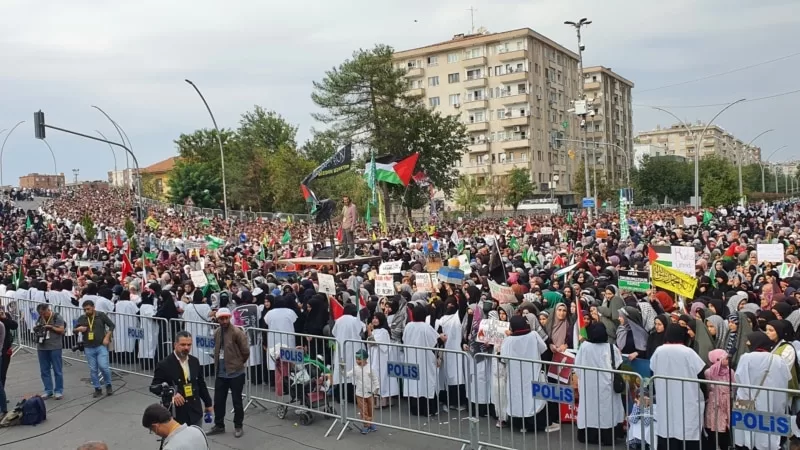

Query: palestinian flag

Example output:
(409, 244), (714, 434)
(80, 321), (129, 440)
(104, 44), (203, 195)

(329, 296), (344, 321)
(649, 245), (672, 267)
(364, 153), (419, 186)
(722, 243), (737, 262)
(577, 308), (588, 342)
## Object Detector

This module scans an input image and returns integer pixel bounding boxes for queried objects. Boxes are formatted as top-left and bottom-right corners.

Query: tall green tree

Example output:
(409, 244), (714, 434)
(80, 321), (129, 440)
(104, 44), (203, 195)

(81, 213), (97, 242)
(574, 161), (617, 205)
(699, 156), (739, 206)
(504, 168), (535, 212)
(454, 176), (482, 216)
(166, 160), (222, 208)
(238, 106), (298, 153)
(633, 156), (693, 205)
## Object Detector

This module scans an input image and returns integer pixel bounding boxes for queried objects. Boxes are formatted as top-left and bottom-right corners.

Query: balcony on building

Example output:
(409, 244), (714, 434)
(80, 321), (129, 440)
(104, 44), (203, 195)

(405, 67), (424, 78)
(497, 67), (528, 83)
(463, 96), (488, 109)
(497, 48), (527, 62)
(467, 142), (490, 153)
(464, 74), (487, 88)
(584, 81), (601, 91)
(461, 163), (490, 175)
(464, 55), (487, 67)
(499, 135), (530, 150)
(499, 89), (529, 105)
(500, 115), (530, 127)
(408, 87), (425, 97)
(466, 118), (489, 131)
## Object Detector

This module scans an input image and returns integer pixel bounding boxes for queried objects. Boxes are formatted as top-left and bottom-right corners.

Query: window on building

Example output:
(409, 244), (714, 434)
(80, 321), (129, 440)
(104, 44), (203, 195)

(465, 47), (483, 59)
(449, 94), (461, 106)
(407, 59), (420, 69)
(427, 56), (438, 66)
(155, 179), (163, 194)
(447, 53), (459, 63)
(494, 65), (504, 76)
(467, 89), (484, 101)
(508, 152), (514, 162)
(409, 79), (423, 89)
(521, 152), (527, 161)
(469, 110), (485, 122)
(534, 63), (540, 74)
(466, 68), (482, 80)
(497, 108), (506, 119)
(428, 76), (439, 87)
(499, 153), (507, 163)
(429, 97), (440, 107)
(448, 73), (460, 83)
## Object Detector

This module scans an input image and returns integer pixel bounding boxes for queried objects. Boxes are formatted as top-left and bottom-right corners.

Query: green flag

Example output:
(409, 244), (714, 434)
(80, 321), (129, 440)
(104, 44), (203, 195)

(365, 202), (371, 226)
(25, 216), (32, 230)
(368, 150), (377, 205)
(457, 240), (465, 254)
(508, 236), (519, 252)
(12, 265), (21, 289)
(202, 273), (222, 296)
(566, 211), (574, 225)
(205, 235), (225, 250)
(703, 210), (713, 226)
(258, 246), (266, 261)
(201, 218), (210, 227)
(280, 229), (291, 245)
(143, 250), (157, 261)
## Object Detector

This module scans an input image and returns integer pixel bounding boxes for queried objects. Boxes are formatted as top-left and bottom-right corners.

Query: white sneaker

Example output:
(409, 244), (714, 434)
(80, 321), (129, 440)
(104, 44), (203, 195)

(545, 423), (561, 433)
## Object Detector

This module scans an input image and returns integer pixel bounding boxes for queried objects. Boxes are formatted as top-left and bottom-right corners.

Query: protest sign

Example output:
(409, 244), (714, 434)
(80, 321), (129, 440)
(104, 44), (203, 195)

(374, 274), (395, 296)
(317, 273), (336, 295)
(670, 246), (695, 276)
(683, 216), (698, 227)
(757, 244), (784, 263)
(618, 270), (650, 293)
(476, 319), (510, 346)
(540, 227), (553, 235)
(190, 270), (208, 288)
(488, 280), (517, 304)
(779, 263), (796, 279)
(650, 262), (697, 299)
(232, 304), (258, 328)
(595, 229), (609, 240)
(379, 260), (403, 274)
(457, 254), (471, 274)
(415, 273), (433, 292)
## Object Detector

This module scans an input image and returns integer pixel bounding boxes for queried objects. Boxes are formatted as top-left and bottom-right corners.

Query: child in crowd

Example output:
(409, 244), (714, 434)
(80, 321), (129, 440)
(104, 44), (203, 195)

(347, 349), (380, 434)
(627, 394), (654, 450)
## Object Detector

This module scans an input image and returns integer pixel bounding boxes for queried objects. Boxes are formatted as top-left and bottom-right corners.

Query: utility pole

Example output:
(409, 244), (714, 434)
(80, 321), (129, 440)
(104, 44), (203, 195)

(72, 168), (79, 184)
(565, 18), (593, 220)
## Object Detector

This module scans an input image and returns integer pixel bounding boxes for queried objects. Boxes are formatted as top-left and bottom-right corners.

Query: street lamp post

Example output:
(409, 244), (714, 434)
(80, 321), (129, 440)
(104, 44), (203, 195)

(95, 130), (118, 172)
(564, 18), (593, 220)
(651, 98), (746, 210)
(92, 106), (136, 193)
(739, 129), (774, 205)
(40, 139), (57, 175)
(185, 79), (228, 219)
(759, 146), (787, 193)
(0, 121), (25, 186)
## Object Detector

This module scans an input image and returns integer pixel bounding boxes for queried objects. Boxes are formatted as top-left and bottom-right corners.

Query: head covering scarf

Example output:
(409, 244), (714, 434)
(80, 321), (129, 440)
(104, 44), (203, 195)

(706, 348), (732, 380)
(616, 306), (648, 351)
(691, 317), (715, 365)
(545, 303), (570, 347)
(647, 314), (669, 356)
(726, 311), (753, 368)
(705, 314), (729, 349)
(596, 306), (617, 343)
(586, 322), (608, 344)
(747, 331), (776, 352)
(510, 316), (531, 336)
(665, 323), (688, 344)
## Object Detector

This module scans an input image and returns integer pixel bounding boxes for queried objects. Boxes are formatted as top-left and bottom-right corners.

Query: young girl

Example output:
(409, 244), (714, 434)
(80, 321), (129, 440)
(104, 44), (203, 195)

(703, 349), (733, 450)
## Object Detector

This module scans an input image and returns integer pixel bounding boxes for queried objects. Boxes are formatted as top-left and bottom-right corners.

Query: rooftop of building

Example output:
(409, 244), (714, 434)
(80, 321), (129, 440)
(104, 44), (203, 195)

(141, 156), (179, 174)
(394, 27), (579, 61)
(582, 65), (634, 88)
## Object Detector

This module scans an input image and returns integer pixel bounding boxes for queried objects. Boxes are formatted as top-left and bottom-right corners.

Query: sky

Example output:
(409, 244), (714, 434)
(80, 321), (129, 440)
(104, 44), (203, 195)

(1, 0), (798, 184)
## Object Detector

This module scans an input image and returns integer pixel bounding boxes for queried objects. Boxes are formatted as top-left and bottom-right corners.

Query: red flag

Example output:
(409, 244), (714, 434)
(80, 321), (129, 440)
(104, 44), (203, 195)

(329, 296), (344, 321)
(393, 153), (419, 187)
(242, 259), (249, 273)
(525, 217), (533, 233)
(115, 234), (123, 248)
(359, 293), (367, 310)
(120, 252), (133, 282)
(647, 246), (658, 264)
(336, 227), (343, 242)
(106, 236), (114, 253)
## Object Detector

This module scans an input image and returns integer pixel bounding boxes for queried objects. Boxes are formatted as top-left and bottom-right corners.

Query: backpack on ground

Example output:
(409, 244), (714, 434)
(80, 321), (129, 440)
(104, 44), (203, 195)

(20, 396), (47, 426)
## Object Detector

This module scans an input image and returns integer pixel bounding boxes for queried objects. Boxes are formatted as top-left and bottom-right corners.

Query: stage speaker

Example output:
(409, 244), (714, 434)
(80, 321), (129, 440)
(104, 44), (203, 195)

(313, 247), (335, 259)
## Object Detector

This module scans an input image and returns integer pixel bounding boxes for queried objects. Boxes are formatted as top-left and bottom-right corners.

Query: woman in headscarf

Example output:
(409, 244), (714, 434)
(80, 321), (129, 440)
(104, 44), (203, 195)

(490, 303), (513, 428)
(303, 293), (331, 365)
(574, 322), (625, 445)
(703, 349), (734, 450)
(645, 315), (668, 359)
(602, 286), (626, 322)
(616, 307), (648, 361)
(704, 315), (729, 350)
(590, 305), (616, 344)
(365, 311), (398, 407)
(462, 285), (493, 417)
(435, 297), (467, 409)
(545, 303), (573, 355)
(500, 315), (549, 432)
(402, 304), (442, 417)
(765, 319), (798, 392)
(707, 298), (729, 319)
(686, 315), (715, 365)
(725, 311), (753, 369)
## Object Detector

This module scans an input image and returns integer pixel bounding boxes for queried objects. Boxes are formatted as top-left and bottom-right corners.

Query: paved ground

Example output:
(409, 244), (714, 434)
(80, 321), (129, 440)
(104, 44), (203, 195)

(0, 350), (597, 450)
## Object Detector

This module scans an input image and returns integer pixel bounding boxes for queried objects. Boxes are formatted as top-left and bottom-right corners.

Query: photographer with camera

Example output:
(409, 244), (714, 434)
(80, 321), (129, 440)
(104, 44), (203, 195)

(141, 403), (209, 450)
(73, 300), (115, 398)
(34, 303), (65, 399)
(150, 331), (212, 426)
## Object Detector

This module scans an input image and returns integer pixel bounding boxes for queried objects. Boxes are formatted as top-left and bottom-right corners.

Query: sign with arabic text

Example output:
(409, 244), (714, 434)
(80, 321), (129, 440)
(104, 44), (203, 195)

(650, 262), (697, 299)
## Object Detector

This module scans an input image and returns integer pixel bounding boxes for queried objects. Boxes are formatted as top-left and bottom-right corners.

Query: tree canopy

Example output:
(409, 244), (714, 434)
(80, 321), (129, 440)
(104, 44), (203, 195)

(504, 168), (535, 212)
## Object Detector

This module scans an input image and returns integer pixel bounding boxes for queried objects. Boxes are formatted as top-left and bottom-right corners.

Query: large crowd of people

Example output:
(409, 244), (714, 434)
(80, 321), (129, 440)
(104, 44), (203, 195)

(2, 184), (800, 449)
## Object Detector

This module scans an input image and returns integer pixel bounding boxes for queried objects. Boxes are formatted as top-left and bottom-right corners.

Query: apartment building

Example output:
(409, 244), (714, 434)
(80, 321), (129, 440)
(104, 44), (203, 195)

(394, 28), (587, 205)
(582, 66), (634, 186)
(19, 172), (65, 189)
(636, 122), (762, 166)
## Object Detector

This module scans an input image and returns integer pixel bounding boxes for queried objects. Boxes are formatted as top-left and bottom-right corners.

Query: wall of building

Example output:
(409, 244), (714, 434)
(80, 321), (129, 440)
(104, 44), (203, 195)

(19, 173), (65, 189)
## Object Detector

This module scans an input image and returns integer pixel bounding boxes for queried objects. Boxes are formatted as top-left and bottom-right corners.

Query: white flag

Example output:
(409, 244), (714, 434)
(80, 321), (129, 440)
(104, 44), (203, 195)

(450, 229), (459, 246)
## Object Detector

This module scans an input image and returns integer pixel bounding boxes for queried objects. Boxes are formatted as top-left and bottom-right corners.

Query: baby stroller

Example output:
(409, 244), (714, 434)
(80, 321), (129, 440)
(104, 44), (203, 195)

(270, 345), (335, 426)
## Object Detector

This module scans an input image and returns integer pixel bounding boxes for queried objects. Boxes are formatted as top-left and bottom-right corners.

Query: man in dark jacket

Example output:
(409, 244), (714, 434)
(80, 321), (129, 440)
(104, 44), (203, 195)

(151, 331), (213, 426)
(0, 305), (18, 386)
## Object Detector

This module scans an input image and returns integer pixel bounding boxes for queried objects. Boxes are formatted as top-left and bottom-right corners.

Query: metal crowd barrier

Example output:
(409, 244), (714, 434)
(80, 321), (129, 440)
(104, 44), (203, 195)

(647, 374), (800, 450)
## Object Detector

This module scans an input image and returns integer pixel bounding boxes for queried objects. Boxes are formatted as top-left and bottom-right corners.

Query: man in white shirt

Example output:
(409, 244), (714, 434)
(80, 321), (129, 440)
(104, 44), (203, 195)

(141, 403), (209, 450)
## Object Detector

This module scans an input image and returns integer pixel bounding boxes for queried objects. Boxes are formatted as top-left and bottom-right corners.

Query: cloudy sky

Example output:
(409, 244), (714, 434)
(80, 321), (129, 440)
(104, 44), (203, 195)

(1, 0), (797, 184)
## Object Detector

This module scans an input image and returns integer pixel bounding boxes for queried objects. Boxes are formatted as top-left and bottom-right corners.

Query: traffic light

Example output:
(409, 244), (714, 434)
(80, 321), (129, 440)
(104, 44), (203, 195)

(34, 111), (45, 139)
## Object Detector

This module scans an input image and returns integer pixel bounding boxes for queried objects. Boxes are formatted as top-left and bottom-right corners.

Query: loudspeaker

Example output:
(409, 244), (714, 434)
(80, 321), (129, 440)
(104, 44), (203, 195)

(313, 247), (335, 259)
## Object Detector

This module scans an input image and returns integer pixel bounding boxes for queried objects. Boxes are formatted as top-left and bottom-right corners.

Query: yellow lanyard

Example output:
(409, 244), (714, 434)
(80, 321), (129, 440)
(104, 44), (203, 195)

(87, 314), (95, 331)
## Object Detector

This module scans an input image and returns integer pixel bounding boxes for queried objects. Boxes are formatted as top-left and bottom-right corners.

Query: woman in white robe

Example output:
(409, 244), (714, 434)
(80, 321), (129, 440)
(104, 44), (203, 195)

(366, 312), (399, 406)
(574, 322), (625, 445)
(650, 324), (707, 450)
(402, 304), (441, 417)
(181, 297), (214, 367)
(463, 287), (493, 417)
(112, 291), (140, 359)
(332, 304), (365, 404)
(435, 299), (466, 408)
(137, 294), (160, 371)
(734, 331), (791, 450)
(264, 297), (298, 371)
(501, 316), (549, 432)
(489, 305), (513, 427)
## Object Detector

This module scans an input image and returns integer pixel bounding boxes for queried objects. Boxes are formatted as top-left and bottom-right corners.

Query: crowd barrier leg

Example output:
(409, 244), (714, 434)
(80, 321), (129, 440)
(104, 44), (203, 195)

(241, 367), (268, 414)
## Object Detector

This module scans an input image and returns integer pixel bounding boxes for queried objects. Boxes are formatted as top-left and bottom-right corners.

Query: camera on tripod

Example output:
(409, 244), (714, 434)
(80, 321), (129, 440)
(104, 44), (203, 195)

(149, 382), (176, 409)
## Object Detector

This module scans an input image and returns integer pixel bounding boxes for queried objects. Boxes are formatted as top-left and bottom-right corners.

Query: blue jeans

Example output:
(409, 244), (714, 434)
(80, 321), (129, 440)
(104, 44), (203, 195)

(38, 349), (64, 395)
(84, 346), (112, 389)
